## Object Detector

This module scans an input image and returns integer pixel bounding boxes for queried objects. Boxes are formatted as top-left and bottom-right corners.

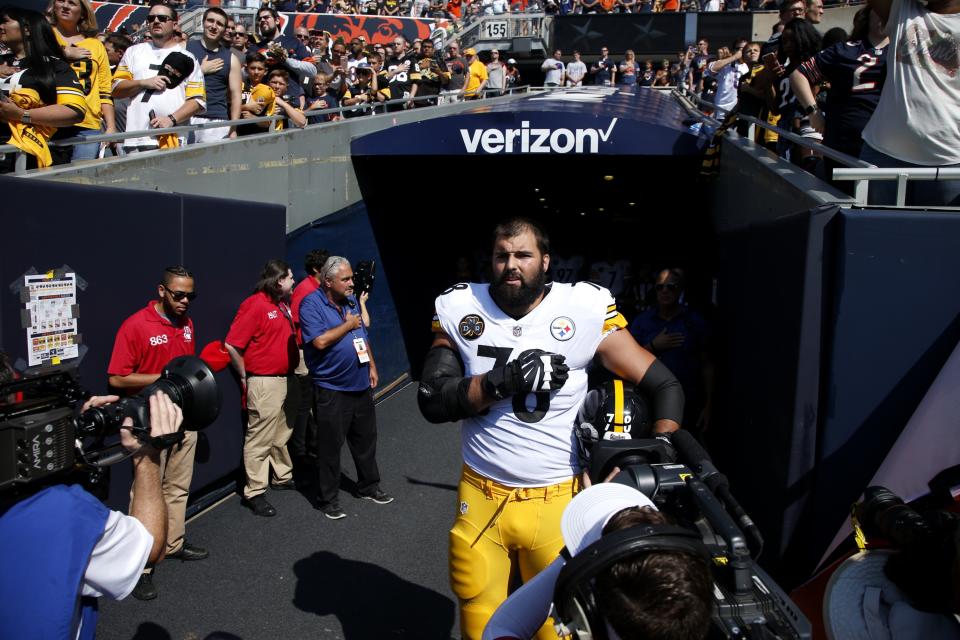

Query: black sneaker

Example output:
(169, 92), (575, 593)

(361, 489), (394, 505)
(132, 573), (157, 600)
(243, 494), (277, 517)
(166, 542), (209, 561)
(319, 503), (346, 520)
(270, 480), (297, 491)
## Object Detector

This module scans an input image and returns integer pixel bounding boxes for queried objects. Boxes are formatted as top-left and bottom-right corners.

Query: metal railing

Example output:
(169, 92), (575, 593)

(0, 85), (532, 174)
(672, 87), (960, 207)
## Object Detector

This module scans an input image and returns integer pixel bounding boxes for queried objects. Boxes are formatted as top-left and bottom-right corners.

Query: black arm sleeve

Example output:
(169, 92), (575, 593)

(417, 345), (479, 424)
(635, 359), (685, 426)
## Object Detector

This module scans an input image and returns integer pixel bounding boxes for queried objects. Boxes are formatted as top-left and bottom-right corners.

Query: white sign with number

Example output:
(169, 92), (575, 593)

(481, 21), (508, 40)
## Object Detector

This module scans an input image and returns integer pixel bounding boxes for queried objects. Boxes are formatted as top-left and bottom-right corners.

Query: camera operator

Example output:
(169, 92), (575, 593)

(482, 481), (713, 640)
(0, 392), (182, 640)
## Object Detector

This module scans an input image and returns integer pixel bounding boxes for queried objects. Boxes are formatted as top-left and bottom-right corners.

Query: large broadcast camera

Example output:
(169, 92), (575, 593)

(0, 356), (220, 492)
(569, 382), (811, 639)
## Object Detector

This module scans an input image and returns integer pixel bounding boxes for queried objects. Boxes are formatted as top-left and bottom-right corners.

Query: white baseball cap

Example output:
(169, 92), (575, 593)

(561, 483), (657, 556)
(507, 58), (517, 64)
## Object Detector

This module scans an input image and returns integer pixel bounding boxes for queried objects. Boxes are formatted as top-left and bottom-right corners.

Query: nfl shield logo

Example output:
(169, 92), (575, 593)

(513, 326), (522, 337)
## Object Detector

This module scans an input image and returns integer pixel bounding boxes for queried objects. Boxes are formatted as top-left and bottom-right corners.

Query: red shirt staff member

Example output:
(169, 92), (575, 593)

(225, 259), (298, 518)
(107, 265), (208, 601)
(289, 249), (329, 484)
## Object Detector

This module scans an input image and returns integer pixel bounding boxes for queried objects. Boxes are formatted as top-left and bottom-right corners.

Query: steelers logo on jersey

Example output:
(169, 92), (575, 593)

(550, 316), (576, 341)
(459, 314), (485, 340)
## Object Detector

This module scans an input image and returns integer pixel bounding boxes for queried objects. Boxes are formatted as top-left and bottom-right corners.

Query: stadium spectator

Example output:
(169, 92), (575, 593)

(463, 47), (488, 99)
(225, 260), (298, 518)
(416, 42), (447, 105)
(267, 69), (308, 129)
(103, 32), (131, 72)
(346, 37), (367, 79)
(629, 268), (713, 433)
(306, 74), (341, 122)
(306, 28), (327, 59)
(384, 36), (419, 109)
(237, 52), (274, 135)
(639, 59), (655, 86)
(231, 23), (249, 54)
(111, 0), (204, 153)
(222, 18), (235, 48)
(792, 7), (887, 193)
(107, 265), (207, 600)
(49, 0), (115, 163)
(541, 48), (565, 86)
(187, 8), (241, 142)
(486, 49), (506, 95)
(505, 57), (521, 89)
(762, 0), (806, 57)
(734, 41), (765, 137)
(773, 18), (823, 167)
(0, 7), (85, 172)
(703, 0), (724, 10)
(566, 50), (587, 86)
(618, 49), (639, 85)
(591, 45), (615, 85)
(859, 0), (960, 206)
(248, 7), (316, 105)
(806, 0), (824, 22)
(300, 256), (394, 520)
(707, 39), (749, 118)
(444, 42), (467, 101)
(342, 62), (387, 116)
(691, 38), (710, 94)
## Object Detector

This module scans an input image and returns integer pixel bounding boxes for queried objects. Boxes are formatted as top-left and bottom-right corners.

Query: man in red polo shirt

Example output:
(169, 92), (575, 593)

(289, 249), (328, 486)
(225, 259), (298, 517)
(108, 265), (207, 601)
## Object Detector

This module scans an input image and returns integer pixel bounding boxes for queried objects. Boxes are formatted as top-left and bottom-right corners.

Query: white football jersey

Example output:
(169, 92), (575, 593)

(113, 42), (206, 148)
(433, 282), (626, 486)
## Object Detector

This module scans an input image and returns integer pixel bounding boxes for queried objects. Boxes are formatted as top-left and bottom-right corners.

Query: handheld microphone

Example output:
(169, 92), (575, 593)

(671, 430), (764, 557)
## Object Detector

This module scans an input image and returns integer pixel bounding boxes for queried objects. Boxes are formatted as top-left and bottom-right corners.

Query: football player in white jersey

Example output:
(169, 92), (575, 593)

(418, 218), (685, 640)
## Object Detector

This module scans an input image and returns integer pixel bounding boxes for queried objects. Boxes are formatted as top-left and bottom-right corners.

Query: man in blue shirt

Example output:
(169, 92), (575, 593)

(299, 256), (393, 520)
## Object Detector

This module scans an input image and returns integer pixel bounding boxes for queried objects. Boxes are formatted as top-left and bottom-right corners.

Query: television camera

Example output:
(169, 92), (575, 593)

(0, 356), (220, 492)
(567, 410), (811, 638)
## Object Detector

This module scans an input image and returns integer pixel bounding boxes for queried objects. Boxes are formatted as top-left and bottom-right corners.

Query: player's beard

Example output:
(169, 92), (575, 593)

(490, 265), (547, 318)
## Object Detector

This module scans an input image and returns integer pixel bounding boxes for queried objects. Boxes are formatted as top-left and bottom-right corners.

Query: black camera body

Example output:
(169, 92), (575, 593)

(0, 356), (220, 492)
(353, 260), (377, 297)
(577, 437), (811, 639)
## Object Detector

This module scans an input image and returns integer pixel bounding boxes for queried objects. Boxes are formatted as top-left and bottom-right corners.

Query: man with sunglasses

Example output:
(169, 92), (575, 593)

(248, 7), (316, 107)
(231, 25), (250, 55)
(629, 268), (713, 434)
(107, 265), (207, 601)
(111, 0), (206, 152)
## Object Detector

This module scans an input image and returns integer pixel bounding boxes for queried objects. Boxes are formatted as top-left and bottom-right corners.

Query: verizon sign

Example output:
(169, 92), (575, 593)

(459, 118), (618, 154)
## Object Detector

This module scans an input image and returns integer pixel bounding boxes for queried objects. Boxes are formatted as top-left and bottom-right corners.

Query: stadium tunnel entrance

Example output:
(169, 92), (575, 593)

(350, 88), (715, 375)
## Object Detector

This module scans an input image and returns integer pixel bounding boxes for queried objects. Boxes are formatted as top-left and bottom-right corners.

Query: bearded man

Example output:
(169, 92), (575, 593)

(417, 217), (686, 640)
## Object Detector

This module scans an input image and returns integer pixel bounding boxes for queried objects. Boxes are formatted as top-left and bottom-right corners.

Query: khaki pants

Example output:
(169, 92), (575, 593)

(243, 376), (294, 499)
(131, 429), (198, 569)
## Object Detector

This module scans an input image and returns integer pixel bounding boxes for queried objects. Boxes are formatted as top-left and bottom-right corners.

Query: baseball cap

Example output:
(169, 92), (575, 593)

(561, 483), (657, 556)
(199, 340), (231, 372)
(507, 58), (517, 64)
(463, 47), (477, 56)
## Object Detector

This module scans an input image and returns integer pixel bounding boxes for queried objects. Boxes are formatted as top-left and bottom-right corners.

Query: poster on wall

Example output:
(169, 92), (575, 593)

(24, 272), (79, 367)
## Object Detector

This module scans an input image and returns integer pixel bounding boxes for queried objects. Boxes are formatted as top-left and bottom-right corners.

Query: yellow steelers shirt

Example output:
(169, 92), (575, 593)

(236, 82), (275, 136)
(2, 60), (86, 167)
(54, 31), (113, 130)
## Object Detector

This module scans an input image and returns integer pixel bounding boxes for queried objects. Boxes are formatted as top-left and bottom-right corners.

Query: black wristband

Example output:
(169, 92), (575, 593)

(169, 114), (178, 126)
(802, 104), (816, 116)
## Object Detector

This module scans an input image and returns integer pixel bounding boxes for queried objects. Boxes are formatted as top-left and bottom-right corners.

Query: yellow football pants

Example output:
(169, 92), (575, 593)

(450, 465), (578, 640)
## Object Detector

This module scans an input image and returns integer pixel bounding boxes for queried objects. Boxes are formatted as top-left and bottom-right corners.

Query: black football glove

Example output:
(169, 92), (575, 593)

(484, 349), (569, 400)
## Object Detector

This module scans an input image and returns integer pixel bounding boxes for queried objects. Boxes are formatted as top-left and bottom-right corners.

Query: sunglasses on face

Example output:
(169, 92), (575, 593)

(296, 34), (308, 39)
(655, 283), (679, 292)
(147, 14), (172, 22)
(164, 288), (197, 301)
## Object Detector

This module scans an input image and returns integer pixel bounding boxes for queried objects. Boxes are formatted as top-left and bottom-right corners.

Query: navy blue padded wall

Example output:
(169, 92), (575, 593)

(0, 176), (286, 508)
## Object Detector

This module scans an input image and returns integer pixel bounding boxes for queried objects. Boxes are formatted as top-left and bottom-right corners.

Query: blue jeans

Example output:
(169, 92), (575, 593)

(860, 143), (960, 207)
(71, 127), (104, 162)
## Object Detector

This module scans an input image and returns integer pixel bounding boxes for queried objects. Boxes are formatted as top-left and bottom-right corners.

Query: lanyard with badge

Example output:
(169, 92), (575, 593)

(336, 299), (369, 364)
